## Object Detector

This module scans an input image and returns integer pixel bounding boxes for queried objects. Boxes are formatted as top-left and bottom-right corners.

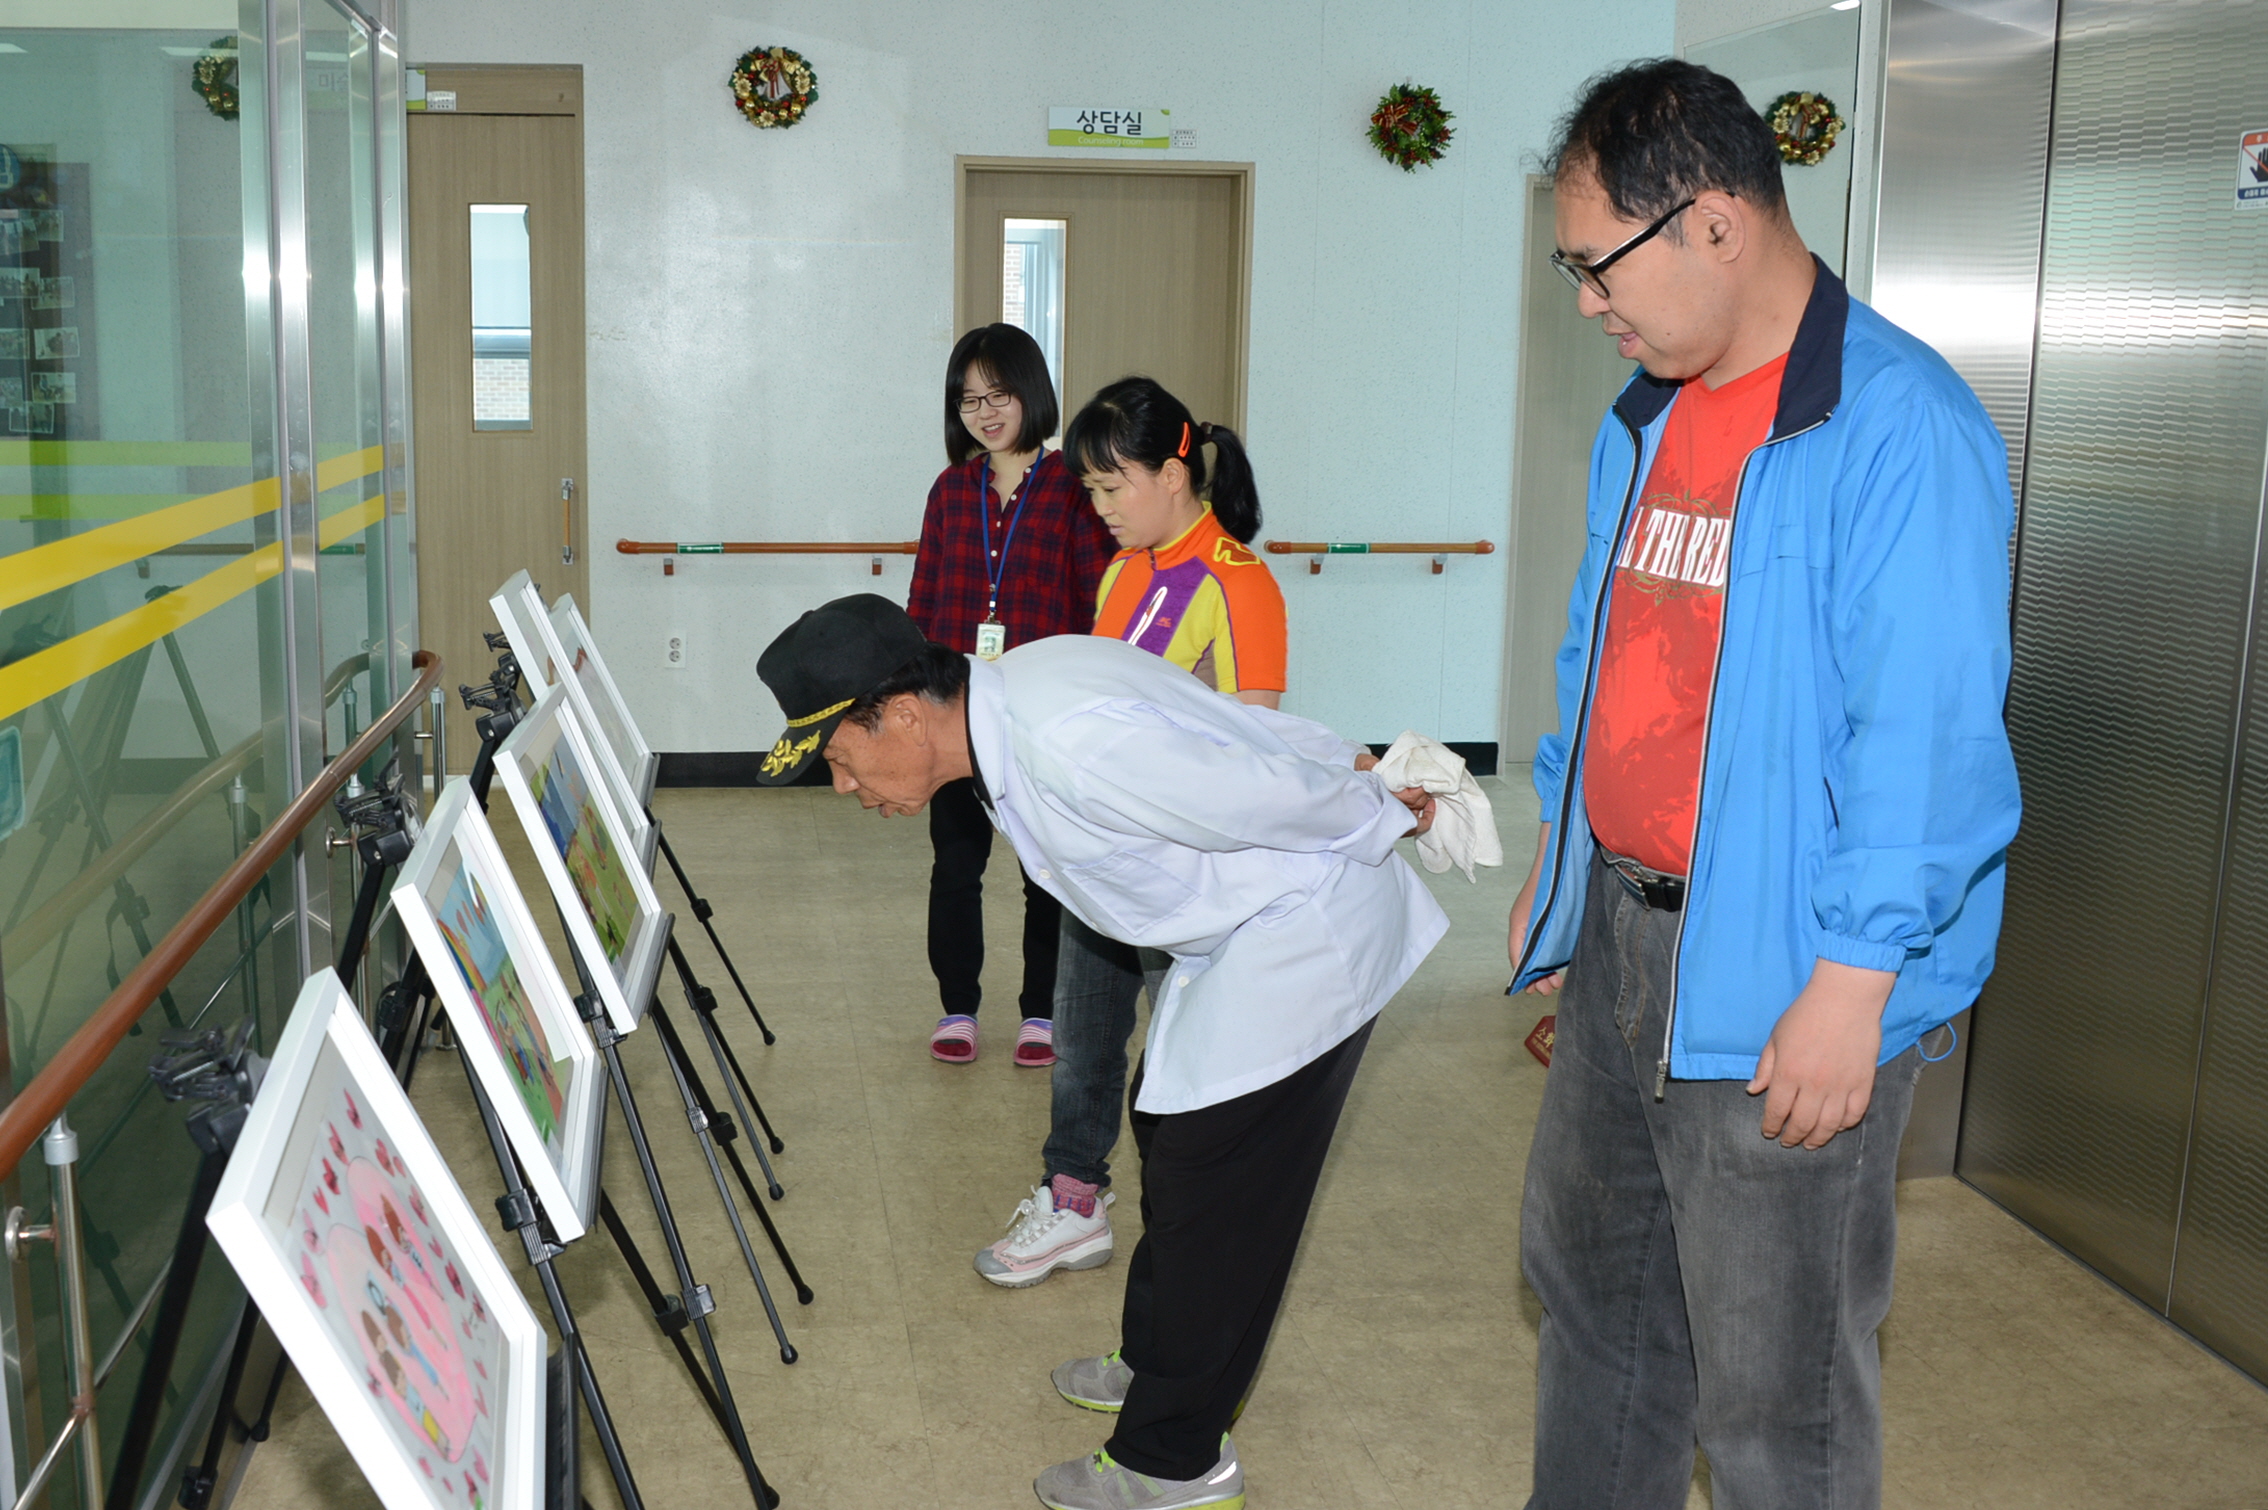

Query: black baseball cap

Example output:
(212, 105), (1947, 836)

(754, 594), (931, 785)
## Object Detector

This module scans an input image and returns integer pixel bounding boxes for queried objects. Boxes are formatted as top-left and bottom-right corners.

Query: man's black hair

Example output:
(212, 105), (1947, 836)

(1545, 58), (1786, 231)
(842, 641), (970, 731)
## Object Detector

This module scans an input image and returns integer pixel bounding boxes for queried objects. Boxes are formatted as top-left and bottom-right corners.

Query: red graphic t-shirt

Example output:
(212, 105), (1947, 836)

(1584, 354), (1787, 877)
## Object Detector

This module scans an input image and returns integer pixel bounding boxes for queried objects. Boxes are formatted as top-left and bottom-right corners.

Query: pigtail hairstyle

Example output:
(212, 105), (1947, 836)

(943, 323), (1060, 464)
(1062, 377), (1263, 543)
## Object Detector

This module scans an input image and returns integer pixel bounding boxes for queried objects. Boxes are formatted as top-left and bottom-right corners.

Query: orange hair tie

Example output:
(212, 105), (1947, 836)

(1177, 421), (1190, 459)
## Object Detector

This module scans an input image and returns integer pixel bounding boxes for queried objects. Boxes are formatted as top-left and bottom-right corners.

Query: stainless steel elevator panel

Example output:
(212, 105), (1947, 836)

(1959, 0), (2268, 1310)
(1867, 0), (2057, 481)
(1865, 0), (2058, 1178)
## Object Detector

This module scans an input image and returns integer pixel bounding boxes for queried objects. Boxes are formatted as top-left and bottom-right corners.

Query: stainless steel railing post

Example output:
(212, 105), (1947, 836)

(428, 685), (447, 792)
(45, 1117), (100, 1510)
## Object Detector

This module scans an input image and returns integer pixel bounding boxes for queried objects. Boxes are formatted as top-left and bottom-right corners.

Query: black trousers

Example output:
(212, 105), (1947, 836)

(1108, 1020), (1375, 1479)
(927, 776), (1060, 1020)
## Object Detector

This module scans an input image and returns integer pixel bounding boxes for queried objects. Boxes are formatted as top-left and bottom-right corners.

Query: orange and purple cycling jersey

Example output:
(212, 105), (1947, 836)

(1090, 509), (1287, 695)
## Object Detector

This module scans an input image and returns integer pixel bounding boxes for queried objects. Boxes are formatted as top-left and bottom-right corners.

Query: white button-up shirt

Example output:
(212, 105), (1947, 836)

(966, 637), (1450, 1114)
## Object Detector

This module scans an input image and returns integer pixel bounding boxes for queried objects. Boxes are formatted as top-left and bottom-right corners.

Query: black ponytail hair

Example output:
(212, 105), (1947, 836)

(943, 324), (1059, 465)
(1062, 377), (1261, 544)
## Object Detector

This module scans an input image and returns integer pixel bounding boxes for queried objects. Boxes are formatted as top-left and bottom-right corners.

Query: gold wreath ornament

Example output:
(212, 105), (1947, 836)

(731, 46), (817, 130)
(1767, 91), (1844, 167)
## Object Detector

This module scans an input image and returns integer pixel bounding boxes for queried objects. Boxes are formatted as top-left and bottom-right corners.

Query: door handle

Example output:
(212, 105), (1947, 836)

(560, 477), (576, 565)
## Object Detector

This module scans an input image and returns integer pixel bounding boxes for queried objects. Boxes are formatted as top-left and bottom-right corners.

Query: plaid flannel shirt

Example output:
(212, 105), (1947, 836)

(909, 448), (1116, 653)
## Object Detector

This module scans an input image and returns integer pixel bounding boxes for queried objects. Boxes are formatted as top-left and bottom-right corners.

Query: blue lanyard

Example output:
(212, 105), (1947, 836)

(979, 450), (1042, 617)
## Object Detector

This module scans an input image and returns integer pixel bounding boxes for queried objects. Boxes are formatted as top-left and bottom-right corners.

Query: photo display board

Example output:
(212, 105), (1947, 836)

(489, 571), (652, 863)
(208, 971), (545, 1510)
(548, 592), (656, 808)
(393, 777), (605, 1240)
(494, 683), (667, 1033)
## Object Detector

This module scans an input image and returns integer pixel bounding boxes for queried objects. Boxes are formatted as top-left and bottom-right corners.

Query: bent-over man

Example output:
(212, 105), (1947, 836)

(756, 594), (1448, 1510)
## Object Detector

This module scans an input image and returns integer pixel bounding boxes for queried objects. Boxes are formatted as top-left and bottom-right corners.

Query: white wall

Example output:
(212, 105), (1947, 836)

(406, 0), (1674, 755)
(1677, 0), (1840, 50)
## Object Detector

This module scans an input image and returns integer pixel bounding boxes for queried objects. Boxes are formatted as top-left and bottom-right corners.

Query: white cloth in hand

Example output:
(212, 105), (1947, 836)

(1374, 731), (1504, 883)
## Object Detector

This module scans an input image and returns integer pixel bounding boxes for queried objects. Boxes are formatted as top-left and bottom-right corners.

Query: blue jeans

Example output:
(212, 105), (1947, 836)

(1521, 853), (1923, 1510)
(1043, 913), (1167, 1189)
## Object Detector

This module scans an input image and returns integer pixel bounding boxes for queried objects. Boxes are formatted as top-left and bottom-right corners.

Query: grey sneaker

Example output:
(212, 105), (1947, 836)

(1033, 1439), (1243, 1510)
(1052, 1348), (1133, 1412)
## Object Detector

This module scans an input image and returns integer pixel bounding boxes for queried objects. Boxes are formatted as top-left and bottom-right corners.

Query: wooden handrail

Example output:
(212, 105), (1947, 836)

(616, 539), (920, 576)
(0, 649), (444, 1181)
(1263, 540), (1495, 575)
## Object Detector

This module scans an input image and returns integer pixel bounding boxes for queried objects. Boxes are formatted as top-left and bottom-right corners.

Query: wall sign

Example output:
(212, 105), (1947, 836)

(1048, 107), (1173, 149)
(2239, 129), (2268, 210)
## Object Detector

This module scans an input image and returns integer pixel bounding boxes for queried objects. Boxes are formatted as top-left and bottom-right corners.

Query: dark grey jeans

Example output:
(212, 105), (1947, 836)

(1521, 853), (1923, 1510)
(1043, 913), (1168, 1189)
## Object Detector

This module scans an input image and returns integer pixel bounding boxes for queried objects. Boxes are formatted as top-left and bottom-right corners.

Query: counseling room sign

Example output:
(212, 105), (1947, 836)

(1049, 107), (1178, 149)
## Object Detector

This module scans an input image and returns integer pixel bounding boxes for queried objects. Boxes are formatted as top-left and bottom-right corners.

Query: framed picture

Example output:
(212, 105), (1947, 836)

(548, 593), (657, 808)
(393, 778), (604, 1240)
(30, 370), (73, 405)
(0, 329), (24, 359)
(207, 970), (545, 1510)
(494, 684), (666, 1033)
(31, 325), (76, 359)
(488, 571), (652, 862)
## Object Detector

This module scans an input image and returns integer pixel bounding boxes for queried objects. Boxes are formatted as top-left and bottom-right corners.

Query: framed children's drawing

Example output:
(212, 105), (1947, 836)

(548, 592), (657, 809)
(494, 683), (668, 1034)
(207, 970), (545, 1510)
(393, 777), (604, 1240)
(489, 571), (654, 867)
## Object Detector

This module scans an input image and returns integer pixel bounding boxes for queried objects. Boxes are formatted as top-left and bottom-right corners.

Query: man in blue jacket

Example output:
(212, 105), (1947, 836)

(1507, 60), (2020, 1509)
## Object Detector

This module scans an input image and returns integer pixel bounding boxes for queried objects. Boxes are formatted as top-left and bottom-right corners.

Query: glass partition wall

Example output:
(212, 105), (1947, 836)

(0, 1), (412, 1504)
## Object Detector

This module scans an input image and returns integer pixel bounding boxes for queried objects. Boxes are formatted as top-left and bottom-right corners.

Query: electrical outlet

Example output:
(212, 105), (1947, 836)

(663, 630), (689, 671)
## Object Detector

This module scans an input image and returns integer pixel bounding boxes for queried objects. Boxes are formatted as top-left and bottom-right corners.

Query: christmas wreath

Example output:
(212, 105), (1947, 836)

(1767, 91), (1844, 167)
(192, 36), (239, 121)
(1368, 83), (1454, 172)
(730, 46), (817, 130)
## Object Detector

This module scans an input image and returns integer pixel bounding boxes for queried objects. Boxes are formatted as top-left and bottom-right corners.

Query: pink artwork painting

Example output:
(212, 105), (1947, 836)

(285, 1055), (502, 1509)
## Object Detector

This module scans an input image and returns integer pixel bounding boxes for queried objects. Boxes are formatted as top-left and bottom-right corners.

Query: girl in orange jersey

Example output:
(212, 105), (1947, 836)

(973, 376), (1291, 1288)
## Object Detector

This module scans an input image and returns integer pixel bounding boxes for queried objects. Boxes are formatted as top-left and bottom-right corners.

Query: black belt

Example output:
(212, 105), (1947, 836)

(1602, 850), (1686, 912)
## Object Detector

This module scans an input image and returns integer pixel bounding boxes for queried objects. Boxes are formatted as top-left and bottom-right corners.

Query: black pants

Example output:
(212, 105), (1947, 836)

(1108, 1020), (1375, 1479)
(927, 776), (1060, 1020)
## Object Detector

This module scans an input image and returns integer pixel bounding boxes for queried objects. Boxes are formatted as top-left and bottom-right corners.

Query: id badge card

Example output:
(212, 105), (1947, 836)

(975, 619), (1007, 661)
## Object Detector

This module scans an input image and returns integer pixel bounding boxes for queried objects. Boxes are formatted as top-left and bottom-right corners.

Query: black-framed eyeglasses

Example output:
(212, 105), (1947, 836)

(1550, 198), (1695, 298)
(957, 388), (1015, 415)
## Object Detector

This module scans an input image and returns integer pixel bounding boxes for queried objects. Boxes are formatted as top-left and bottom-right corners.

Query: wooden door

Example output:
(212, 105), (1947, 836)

(957, 162), (1251, 430)
(409, 66), (587, 770)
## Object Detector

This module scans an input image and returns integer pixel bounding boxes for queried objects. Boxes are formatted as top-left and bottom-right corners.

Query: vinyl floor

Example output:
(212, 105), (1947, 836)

(232, 776), (2268, 1509)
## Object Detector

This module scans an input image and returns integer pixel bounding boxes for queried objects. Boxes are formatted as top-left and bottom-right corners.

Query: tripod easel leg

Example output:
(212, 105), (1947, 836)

(585, 998), (779, 1508)
(665, 937), (786, 1171)
(595, 1189), (727, 1425)
(644, 1002), (801, 1359)
(458, 1052), (644, 1510)
(650, 817), (775, 1046)
(651, 981), (811, 1305)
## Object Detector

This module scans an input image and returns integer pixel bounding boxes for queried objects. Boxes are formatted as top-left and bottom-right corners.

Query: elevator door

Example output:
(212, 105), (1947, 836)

(408, 66), (588, 770)
(1957, 0), (2268, 1381)
(955, 162), (1250, 432)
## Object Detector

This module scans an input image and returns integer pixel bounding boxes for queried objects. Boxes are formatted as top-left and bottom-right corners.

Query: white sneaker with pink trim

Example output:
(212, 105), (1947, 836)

(973, 1174), (1115, 1287)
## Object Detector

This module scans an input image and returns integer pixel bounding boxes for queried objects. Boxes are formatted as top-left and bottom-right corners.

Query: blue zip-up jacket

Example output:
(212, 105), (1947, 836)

(1511, 260), (2022, 1080)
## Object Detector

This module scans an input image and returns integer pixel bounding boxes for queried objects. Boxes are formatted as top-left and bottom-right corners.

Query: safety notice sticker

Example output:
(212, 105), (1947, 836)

(2239, 129), (2268, 209)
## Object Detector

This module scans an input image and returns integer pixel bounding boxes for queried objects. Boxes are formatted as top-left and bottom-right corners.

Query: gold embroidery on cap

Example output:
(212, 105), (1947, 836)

(761, 729), (822, 776)
(785, 696), (854, 729)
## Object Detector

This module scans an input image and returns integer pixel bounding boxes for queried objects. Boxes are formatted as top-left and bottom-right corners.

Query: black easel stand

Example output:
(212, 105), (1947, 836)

(639, 997), (803, 1360)
(456, 1048), (642, 1510)
(664, 936), (786, 1171)
(571, 973), (780, 1508)
(649, 820), (776, 1047)
(109, 1023), (262, 1510)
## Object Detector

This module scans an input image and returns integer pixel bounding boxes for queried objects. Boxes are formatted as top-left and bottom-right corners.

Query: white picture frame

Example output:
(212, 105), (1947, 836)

(494, 683), (668, 1034)
(489, 571), (653, 866)
(392, 778), (604, 1241)
(207, 971), (545, 1510)
(547, 593), (657, 809)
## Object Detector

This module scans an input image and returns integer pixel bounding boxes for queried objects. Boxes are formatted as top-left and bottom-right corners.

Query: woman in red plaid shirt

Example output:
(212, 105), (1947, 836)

(907, 324), (1116, 1067)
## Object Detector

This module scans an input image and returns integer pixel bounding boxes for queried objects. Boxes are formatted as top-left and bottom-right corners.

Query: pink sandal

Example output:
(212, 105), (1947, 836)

(931, 1015), (979, 1063)
(1014, 1018), (1056, 1068)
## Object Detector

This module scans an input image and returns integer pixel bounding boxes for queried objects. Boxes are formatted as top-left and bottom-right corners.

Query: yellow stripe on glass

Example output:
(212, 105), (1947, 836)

(0, 447), (388, 719)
